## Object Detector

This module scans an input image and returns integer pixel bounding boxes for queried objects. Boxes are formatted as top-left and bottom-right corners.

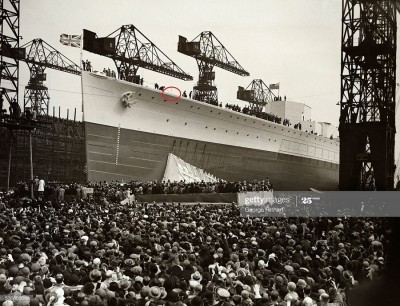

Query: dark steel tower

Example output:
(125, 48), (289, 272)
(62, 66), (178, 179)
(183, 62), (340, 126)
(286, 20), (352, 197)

(339, 0), (398, 190)
(0, 0), (24, 112)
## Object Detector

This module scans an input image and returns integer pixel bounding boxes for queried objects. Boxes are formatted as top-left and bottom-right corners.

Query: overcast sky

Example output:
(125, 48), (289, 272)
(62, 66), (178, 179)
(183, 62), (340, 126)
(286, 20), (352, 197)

(16, 0), (343, 121)
(17, 0), (399, 133)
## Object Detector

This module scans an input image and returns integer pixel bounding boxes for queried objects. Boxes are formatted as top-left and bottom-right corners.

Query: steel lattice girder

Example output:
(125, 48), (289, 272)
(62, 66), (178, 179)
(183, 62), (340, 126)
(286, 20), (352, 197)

(24, 87), (50, 115)
(178, 31), (249, 104)
(109, 25), (192, 81)
(245, 79), (276, 112)
(0, 0), (21, 107)
(339, 0), (396, 190)
(20, 39), (80, 114)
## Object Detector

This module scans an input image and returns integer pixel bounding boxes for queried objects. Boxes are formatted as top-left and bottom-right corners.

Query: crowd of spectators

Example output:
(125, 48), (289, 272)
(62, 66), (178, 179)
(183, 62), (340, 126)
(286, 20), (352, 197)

(0, 185), (391, 306)
(14, 179), (273, 202)
(224, 104), (284, 126)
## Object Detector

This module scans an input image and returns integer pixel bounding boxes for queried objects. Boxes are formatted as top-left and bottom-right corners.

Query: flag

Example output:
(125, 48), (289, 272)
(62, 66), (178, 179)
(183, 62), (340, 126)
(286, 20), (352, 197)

(269, 83), (280, 90)
(60, 34), (81, 48)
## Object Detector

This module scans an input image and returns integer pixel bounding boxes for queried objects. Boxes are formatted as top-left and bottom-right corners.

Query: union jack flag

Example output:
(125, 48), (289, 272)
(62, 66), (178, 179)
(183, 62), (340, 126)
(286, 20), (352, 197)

(60, 34), (81, 48)
(269, 83), (280, 90)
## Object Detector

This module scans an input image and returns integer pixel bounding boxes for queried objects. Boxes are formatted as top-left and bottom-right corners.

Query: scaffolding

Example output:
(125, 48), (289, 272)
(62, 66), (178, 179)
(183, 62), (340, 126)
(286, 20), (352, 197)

(339, 0), (397, 190)
(0, 108), (86, 189)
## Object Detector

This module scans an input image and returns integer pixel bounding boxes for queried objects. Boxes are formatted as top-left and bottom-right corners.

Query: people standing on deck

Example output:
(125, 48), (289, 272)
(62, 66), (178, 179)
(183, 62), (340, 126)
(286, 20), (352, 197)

(9, 99), (21, 118)
(85, 60), (91, 72)
(140, 78), (144, 85)
(82, 60), (86, 71)
(183, 90), (187, 97)
(155, 83), (159, 90)
(189, 91), (192, 98)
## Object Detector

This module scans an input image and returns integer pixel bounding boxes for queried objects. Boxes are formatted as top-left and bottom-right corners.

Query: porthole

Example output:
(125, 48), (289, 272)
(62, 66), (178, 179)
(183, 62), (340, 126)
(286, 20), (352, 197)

(166, 119), (169, 122)
(214, 128), (216, 130)
(152, 97), (154, 99)
(185, 123), (187, 125)
(138, 94), (142, 96)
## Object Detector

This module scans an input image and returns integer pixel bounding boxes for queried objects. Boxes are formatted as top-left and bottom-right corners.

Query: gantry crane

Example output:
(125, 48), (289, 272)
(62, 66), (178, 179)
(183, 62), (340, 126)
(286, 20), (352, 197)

(237, 79), (276, 113)
(178, 31), (249, 104)
(82, 25), (193, 83)
(339, 0), (400, 190)
(22, 39), (80, 115)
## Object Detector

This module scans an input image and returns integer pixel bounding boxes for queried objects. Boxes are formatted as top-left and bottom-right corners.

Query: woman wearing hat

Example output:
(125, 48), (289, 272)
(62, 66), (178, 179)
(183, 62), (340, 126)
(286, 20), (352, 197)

(148, 285), (167, 302)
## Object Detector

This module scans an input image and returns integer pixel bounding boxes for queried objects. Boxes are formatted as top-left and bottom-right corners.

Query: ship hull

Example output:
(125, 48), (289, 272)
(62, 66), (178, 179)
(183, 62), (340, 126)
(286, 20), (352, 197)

(85, 122), (339, 190)
(82, 72), (339, 190)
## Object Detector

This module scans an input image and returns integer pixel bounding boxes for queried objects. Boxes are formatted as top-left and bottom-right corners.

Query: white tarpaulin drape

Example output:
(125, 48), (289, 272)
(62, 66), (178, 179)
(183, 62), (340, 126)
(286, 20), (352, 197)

(162, 153), (218, 183)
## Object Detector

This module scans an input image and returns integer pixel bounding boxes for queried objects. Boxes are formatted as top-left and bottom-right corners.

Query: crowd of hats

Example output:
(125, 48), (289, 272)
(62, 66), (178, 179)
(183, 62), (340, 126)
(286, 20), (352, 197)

(14, 179), (273, 200)
(0, 190), (390, 306)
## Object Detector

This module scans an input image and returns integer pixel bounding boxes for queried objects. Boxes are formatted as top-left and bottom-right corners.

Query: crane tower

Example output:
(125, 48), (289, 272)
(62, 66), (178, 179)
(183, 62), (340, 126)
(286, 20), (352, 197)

(22, 39), (80, 115)
(237, 79), (276, 113)
(178, 31), (249, 104)
(339, 0), (399, 190)
(82, 25), (193, 83)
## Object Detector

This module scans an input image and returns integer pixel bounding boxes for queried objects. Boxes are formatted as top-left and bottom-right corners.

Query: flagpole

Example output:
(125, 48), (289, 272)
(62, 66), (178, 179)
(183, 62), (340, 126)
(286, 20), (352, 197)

(80, 32), (85, 118)
(80, 34), (83, 71)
